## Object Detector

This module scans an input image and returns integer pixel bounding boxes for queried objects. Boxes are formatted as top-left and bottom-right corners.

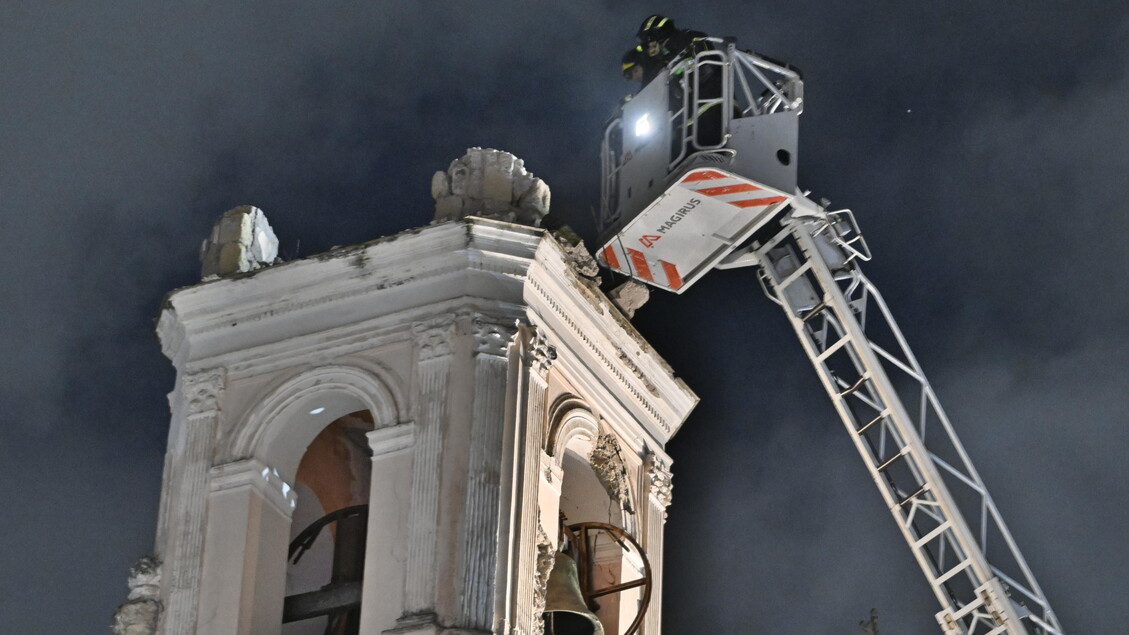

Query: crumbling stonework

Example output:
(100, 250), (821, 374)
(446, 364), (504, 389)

(432, 148), (550, 226)
(111, 557), (161, 635)
(199, 205), (279, 279)
(590, 432), (634, 514)
(542, 216), (601, 283)
(531, 523), (557, 635)
(608, 280), (650, 318)
(433, 148), (603, 286)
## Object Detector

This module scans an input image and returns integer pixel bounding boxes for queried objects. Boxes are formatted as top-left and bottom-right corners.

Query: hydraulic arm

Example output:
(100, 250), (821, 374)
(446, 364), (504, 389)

(597, 40), (1064, 634)
(724, 202), (1063, 635)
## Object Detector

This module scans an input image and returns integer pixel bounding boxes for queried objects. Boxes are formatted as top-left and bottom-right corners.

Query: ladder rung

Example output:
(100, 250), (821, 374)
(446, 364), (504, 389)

(875, 448), (907, 473)
(933, 557), (973, 586)
(856, 412), (887, 435)
(914, 520), (953, 549)
(776, 259), (813, 290)
(816, 335), (851, 362)
(897, 484), (928, 507)
(800, 298), (829, 322)
(837, 375), (868, 398)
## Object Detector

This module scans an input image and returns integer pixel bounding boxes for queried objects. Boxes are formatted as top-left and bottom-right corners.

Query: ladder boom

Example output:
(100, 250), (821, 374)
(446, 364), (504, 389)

(596, 39), (1064, 633)
(749, 210), (1063, 635)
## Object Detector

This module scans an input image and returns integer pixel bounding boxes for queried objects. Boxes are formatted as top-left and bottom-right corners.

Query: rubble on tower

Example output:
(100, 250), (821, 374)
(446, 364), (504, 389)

(608, 280), (650, 318)
(199, 205), (279, 279)
(432, 147), (602, 286)
(431, 147), (550, 225)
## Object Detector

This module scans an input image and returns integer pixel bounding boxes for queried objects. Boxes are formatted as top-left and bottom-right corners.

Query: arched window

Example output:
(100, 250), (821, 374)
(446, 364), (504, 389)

(546, 405), (648, 635)
(197, 365), (406, 635)
(283, 411), (374, 634)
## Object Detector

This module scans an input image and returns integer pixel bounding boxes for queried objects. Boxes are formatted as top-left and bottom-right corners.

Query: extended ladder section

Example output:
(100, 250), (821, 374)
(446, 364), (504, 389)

(737, 209), (1064, 635)
(597, 37), (1064, 633)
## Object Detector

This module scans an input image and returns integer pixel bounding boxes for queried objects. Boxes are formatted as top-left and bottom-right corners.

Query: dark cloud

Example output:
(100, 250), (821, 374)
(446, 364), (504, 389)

(1, 1), (1124, 632)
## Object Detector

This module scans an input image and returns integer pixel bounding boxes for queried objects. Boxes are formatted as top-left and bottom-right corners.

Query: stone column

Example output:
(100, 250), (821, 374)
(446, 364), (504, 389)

(455, 316), (516, 631)
(360, 422), (417, 634)
(196, 459), (297, 635)
(163, 368), (224, 635)
(509, 325), (555, 635)
(641, 453), (673, 634)
(400, 318), (457, 626)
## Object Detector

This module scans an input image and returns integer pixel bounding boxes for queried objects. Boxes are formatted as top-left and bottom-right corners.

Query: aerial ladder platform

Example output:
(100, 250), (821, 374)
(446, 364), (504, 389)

(597, 38), (1065, 635)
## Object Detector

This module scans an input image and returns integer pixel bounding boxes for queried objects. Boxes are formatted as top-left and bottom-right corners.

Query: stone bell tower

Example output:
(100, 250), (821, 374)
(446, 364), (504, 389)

(125, 149), (697, 635)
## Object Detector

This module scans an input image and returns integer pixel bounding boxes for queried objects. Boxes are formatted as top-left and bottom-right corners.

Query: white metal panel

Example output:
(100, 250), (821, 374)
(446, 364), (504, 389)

(599, 168), (791, 293)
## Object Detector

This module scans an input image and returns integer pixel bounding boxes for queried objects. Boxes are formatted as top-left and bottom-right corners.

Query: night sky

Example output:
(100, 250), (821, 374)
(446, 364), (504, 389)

(2, 2), (1126, 633)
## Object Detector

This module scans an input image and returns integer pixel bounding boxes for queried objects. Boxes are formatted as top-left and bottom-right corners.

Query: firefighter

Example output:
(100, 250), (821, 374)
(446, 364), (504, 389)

(635, 15), (710, 66)
(621, 45), (658, 85)
(635, 15), (724, 150)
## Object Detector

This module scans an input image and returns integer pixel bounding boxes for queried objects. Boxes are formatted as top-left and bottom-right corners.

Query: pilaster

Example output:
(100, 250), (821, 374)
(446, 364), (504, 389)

(164, 368), (224, 635)
(456, 316), (516, 631)
(361, 422), (417, 634)
(642, 453), (673, 633)
(196, 459), (296, 635)
(510, 325), (556, 634)
(403, 318), (457, 617)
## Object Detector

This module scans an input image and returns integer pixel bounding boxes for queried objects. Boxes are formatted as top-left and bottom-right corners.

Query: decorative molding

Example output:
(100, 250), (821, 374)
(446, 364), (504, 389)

(589, 433), (635, 514)
(511, 332), (550, 635)
(472, 315), (516, 357)
(367, 422), (417, 457)
(527, 327), (557, 376)
(643, 453), (669, 632)
(617, 348), (659, 396)
(544, 400), (600, 461)
(183, 368), (224, 416)
(526, 276), (671, 434)
(127, 556), (162, 601)
(208, 459), (298, 517)
(231, 364), (402, 463)
(112, 557), (162, 635)
(186, 259), (473, 337)
(172, 221), (538, 346)
(644, 453), (674, 514)
(412, 316), (457, 361)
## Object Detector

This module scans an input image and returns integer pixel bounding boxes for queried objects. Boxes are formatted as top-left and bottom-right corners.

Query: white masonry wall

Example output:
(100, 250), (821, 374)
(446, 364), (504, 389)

(148, 150), (696, 635)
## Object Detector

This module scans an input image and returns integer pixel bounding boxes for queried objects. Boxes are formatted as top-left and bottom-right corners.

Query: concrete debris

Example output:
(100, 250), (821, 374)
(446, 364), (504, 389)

(539, 214), (601, 283)
(608, 280), (650, 318)
(432, 148), (550, 226)
(557, 237), (601, 280)
(200, 205), (279, 279)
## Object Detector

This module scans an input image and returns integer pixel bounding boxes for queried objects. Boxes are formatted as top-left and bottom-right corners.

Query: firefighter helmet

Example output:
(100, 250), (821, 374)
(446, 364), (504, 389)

(621, 46), (647, 79)
(636, 15), (676, 44)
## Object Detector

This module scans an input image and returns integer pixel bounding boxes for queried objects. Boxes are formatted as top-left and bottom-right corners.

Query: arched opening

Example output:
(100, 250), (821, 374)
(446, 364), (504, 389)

(545, 412), (648, 635)
(283, 410), (374, 635)
(196, 364), (405, 635)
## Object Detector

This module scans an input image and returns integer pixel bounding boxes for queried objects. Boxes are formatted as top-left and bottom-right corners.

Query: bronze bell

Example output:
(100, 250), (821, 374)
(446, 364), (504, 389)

(542, 552), (604, 635)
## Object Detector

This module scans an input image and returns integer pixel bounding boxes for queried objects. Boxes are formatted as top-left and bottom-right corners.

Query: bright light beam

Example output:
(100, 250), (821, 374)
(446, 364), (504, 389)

(635, 113), (653, 138)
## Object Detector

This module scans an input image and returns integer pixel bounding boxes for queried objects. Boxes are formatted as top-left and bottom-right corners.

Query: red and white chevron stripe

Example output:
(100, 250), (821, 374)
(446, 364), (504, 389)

(601, 243), (684, 291)
(599, 168), (791, 293)
(680, 169), (789, 209)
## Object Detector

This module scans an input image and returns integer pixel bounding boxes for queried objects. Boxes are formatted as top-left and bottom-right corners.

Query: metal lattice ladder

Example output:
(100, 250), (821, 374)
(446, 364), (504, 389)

(744, 210), (1064, 635)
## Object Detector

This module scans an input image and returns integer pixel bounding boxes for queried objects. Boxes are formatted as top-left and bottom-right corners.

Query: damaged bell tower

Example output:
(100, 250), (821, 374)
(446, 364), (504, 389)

(126, 148), (696, 635)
